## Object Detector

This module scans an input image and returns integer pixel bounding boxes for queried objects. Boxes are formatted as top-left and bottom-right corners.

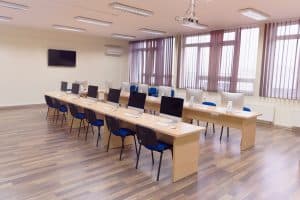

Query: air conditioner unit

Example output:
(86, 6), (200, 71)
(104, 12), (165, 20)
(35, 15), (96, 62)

(105, 45), (123, 56)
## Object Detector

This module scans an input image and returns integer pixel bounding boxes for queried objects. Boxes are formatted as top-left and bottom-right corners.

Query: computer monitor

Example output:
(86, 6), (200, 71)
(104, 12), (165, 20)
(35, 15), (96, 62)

(128, 92), (146, 111)
(160, 96), (184, 118)
(61, 81), (68, 92)
(71, 83), (80, 95)
(87, 85), (98, 98)
(107, 88), (121, 104)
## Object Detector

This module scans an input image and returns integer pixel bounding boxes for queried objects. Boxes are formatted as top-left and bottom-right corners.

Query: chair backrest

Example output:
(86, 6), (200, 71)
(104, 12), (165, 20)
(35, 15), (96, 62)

(138, 84), (149, 94)
(148, 87), (158, 97)
(186, 88), (203, 104)
(84, 109), (97, 123)
(68, 104), (78, 117)
(44, 95), (53, 107)
(130, 84), (138, 93)
(121, 82), (130, 92)
(202, 101), (217, 107)
(243, 106), (251, 112)
(158, 86), (172, 97)
(136, 125), (158, 147)
(52, 98), (61, 108)
(105, 115), (120, 132)
(221, 92), (244, 110)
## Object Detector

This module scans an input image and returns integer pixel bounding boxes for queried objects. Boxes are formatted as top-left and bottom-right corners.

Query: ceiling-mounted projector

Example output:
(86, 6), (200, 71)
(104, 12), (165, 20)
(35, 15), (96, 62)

(175, 0), (208, 30)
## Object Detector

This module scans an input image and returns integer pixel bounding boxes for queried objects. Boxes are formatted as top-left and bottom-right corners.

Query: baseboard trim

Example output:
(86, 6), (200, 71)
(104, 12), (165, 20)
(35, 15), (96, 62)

(0, 103), (46, 111)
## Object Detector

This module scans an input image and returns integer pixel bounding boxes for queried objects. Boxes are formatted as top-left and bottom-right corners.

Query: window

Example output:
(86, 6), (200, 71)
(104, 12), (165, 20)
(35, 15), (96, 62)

(260, 21), (300, 100)
(129, 37), (173, 86)
(179, 27), (260, 94)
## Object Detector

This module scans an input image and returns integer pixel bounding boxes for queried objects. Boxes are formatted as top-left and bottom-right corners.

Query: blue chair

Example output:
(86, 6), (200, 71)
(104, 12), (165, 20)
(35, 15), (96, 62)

(53, 98), (68, 127)
(44, 95), (57, 120)
(202, 101), (217, 136)
(68, 104), (86, 135)
(135, 125), (172, 181)
(84, 109), (104, 146)
(220, 106), (252, 142)
(105, 115), (137, 160)
(148, 87), (158, 97)
(130, 85), (138, 93)
(171, 89), (175, 97)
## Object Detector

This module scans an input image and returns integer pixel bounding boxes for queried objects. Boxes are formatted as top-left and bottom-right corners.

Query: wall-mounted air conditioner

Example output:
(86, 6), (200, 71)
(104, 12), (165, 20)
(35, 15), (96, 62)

(105, 45), (123, 57)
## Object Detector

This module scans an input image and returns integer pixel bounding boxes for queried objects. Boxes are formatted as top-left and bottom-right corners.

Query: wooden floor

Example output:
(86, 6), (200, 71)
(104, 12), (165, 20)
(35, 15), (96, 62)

(0, 106), (300, 200)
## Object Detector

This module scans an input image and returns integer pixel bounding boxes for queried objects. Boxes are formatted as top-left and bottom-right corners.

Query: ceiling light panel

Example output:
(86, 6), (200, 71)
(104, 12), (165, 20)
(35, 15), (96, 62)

(139, 28), (166, 35)
(53, 25), (85, 32)
(75, 16), (112, 26)
(112, 33), (136, 40)
(0, 0), (28, 10)
(239, 8), (269, 21)
(110, 2), (153, 17)
(0, 16), (12, 21)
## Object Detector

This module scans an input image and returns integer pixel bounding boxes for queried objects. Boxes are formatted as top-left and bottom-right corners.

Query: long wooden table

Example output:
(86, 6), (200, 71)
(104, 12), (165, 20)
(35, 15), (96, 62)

(46, 91), (204, 182)
(109, 91), (261, 151)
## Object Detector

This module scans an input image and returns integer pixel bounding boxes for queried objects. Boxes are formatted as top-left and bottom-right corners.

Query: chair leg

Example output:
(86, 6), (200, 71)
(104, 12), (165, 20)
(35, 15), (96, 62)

(133, 135), (138, 156)
(213, 123), (215, 133)
(78, 119), (83, 137)
(205, 122), (209, 137)
(120, 137), (125, 161)
(69, 117), (74, 133)
(157, 152), (164, 181)
(85, 124), (89, 141)
(61, 113), (65, 127)
(55, 111), (60, 124)
(92, 127), (95, 135)
(96, 126), (101, 147)
(106, 132), (112, 152)
(151, 151), (155, 165)
(170, 148), (173, 159)
(136, 144), (142, 169)
(220, 126), (224, 143)
(46, 107), (49, 120)
(227, 127), (230, 140)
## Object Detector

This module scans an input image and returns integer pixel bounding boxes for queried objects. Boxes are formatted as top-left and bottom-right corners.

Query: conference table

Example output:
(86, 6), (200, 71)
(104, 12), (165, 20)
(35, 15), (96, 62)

(45, 91), (204, 182)
(106, 91), (261, 151)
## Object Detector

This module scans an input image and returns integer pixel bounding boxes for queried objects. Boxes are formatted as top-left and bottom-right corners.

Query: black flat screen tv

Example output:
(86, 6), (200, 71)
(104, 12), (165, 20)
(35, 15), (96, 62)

(48, 49), (76, 67)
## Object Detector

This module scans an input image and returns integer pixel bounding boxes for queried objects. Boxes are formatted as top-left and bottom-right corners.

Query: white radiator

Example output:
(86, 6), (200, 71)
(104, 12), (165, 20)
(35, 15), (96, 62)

(247, 104), (275, 123)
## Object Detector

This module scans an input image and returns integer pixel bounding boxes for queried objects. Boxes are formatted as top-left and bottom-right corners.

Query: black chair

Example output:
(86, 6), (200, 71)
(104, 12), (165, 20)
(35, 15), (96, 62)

(44, 95), (58, 120)
(84, 109), (104, 146)
(105, 115), (137, 160)
(52, 98), (68, 127)
(68, 104), (85, 135)
(135, 125), (173, 181)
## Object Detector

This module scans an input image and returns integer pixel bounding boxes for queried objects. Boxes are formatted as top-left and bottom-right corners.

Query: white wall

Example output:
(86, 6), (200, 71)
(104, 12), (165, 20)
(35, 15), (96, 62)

(0, 25), (128, 107)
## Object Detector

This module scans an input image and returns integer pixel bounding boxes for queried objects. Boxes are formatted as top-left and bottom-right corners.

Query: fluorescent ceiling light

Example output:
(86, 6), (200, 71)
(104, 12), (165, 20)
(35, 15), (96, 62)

(182, 21), (208, 30)
(139, 28), (166, 35)
(74, 16), (112, 26)
(240, 8), (269, 21)
(0, 0), (28, 10)
(0, 16), (12, 22)
(112, 33), (136, 40)
(53, 25), (85, 32)
(110, 2), (153, 17)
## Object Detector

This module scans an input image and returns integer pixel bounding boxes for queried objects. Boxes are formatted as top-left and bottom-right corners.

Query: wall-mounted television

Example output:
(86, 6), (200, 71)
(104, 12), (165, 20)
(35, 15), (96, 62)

(48, 49), (76, 67)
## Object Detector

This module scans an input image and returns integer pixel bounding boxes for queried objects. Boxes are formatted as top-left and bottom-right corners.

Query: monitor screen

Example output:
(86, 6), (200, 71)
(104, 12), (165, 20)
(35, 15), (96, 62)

(160, 96), (184, 118)
(61, 81), (68, 91)
(87, 85), (98, 98)
(107, 88), (121, 103)
(48, 49), (76, 67)
(128, 92), (146, 110)
(71, 83), (80, 94)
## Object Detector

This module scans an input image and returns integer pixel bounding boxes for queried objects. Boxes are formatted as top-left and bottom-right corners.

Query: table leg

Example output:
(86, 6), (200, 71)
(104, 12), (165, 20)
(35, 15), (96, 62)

(240, 118), (256, 151)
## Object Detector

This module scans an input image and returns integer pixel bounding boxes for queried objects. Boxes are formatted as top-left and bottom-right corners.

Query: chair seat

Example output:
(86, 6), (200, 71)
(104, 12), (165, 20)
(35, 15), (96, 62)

(91, 119), (104, 127)
(145, 140), (172, 152)
(75, 113), (85, 119)
(59, 105), (68, 112)
(113, 128), (135, 137)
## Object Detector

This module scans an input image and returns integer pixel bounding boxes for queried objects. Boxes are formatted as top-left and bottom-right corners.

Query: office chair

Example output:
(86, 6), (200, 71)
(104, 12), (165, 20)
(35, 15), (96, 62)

(220, 106), (251, 142)
(68, 104), (85, 135)
(105, 115), (137, 160)
(44, 95), (56, 120)
(130, 84), (138, 93)
(52, 98), (68, 127)
(135, 125), (173, 181)
(202, 101), (217, 136)
(84, 109), (104, 146)
(148, 87), (158, 97)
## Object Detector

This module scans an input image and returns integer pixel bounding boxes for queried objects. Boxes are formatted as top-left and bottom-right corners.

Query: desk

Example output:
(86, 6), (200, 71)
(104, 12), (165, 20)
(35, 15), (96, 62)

(45, 91), (204, 182)
(103, 91), (261, 151)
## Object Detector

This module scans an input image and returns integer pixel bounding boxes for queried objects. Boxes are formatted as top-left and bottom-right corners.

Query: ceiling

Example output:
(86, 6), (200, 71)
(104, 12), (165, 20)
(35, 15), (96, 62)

(0, 0), (299, 40)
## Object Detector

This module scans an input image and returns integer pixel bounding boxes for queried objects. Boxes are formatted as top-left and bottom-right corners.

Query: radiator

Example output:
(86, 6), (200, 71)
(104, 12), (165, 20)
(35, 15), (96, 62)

(247, 103), (275, 123)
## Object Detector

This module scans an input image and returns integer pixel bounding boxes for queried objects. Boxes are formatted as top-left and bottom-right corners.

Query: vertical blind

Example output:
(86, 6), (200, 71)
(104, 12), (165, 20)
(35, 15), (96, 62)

(260, 20), (300, 100)
(178, 27), (260, 94)
(129, 37), (173, 86)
